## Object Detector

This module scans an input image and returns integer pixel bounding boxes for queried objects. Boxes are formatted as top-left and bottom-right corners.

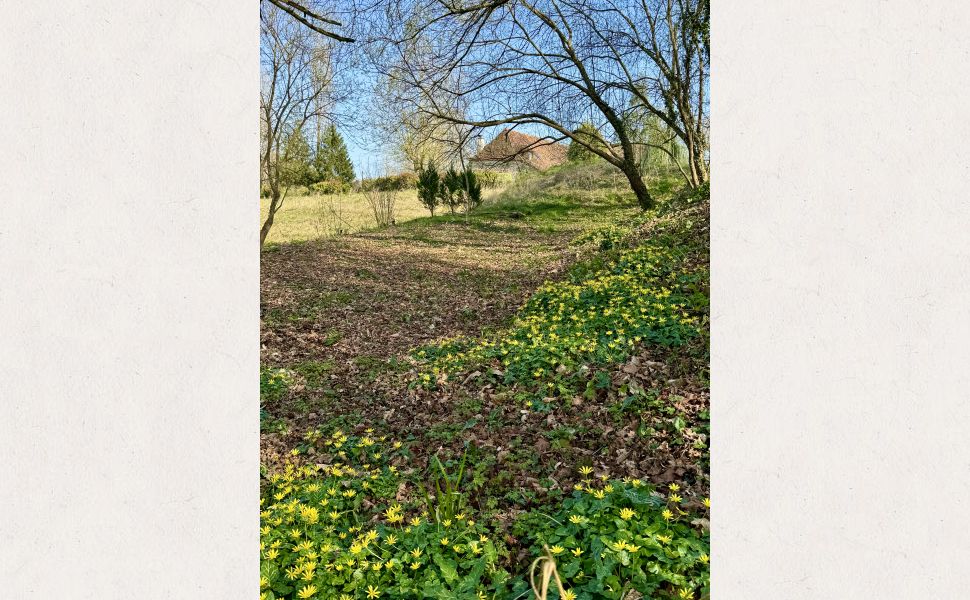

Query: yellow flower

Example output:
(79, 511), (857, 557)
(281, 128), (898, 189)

(578, 466), (593, 476)
(296, 584), (317, 599)
(678, 588), (693, 599)
(259, 575), (269, 588)
(410, 517), (422, 527)
(440, 537), (450, 546)
(592, 489), (606, 499)
(702, 497), (711, 508)
(699, 553), (709, 564)
(366, 585), (380, 598)
(264, 549), (279, 560)
(619, 508), (636, 520)
(386, 534), (398, 545)
(410, 561), (421, 570)
(569, 514), (586, 525)
(563, 591), (577, 600)
(571, 547), (583, 557)
(410, 548), (423, 559)
(662, 509), (674, 520)
(550, 545), (564, 555)
(669, 493), (682, 503)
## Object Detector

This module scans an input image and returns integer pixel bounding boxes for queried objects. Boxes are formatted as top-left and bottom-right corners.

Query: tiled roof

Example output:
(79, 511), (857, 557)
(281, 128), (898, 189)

(470, 129), (568, 170)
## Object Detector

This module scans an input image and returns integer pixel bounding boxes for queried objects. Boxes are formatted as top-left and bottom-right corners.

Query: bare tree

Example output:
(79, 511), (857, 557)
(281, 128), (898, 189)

(365, 0), (709, 210)
(260, 3), (338, 245)
(263, 0), (355, 42)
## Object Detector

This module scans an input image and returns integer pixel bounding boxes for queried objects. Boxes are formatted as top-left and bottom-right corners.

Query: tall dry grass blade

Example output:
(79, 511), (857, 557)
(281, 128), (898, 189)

(529, 545), (567, 600)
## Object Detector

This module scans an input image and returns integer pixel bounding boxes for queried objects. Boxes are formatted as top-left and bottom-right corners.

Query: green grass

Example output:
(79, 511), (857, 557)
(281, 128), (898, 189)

(260, 190), (430, 245)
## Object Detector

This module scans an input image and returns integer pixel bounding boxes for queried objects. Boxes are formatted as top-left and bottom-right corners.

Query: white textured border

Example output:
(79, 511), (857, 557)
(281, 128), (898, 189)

(714, 1), (970, 597)
(0, 3), (257, 597)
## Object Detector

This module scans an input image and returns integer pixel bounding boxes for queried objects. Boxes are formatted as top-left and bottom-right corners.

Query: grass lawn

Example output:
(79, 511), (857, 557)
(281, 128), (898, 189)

(260, 190), (428, 245)
(260, 186), (515, 245)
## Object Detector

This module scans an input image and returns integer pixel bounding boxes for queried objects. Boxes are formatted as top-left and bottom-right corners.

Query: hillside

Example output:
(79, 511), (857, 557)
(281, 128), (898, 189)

(259, 164), (711, 599)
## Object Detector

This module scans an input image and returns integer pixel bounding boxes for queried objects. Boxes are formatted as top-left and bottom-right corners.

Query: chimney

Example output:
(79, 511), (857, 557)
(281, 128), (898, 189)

(475, 134), (485, 153)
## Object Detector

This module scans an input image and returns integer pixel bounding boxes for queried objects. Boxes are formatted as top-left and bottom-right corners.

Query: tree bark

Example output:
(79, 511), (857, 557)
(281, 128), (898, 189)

(260, 191), (281, 246)
(622, 162), (654, 211)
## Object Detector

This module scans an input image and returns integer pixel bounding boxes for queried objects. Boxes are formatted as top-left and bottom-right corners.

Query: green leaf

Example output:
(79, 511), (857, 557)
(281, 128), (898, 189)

(434, 553), (459, 584)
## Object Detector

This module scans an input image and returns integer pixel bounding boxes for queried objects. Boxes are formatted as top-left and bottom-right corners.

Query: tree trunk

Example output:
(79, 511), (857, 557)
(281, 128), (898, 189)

(622, 162), (654, 211)
(260, 191), (281, 246)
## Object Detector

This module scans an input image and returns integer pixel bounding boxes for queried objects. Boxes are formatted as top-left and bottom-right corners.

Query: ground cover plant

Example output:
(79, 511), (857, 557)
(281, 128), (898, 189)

(260, 433), (709, 600)
(261, 161), (710, 599)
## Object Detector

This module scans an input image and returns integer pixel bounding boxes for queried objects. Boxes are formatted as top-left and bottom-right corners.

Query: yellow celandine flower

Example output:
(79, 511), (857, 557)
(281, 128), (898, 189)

(410, 548), (423, 559)
(440, 537), (450, 546)
(442, 519), (452, 528)
(571, 547), (583, 557)
(669, 483), (680, 492)
(592, 489), (606, 499)
(479, 534), (488, 543)
(699, 553), (709, 564)
(662, 509), (674, 520)
(264, 549), (279, 560)
(296, 584), (317, 599)
(573, 483), (584, 491)
(669, 493), (682, 504)
(579, 466), (594, 476)
(410, 517), (422, 527)
(386, 534), (398, 545)
(550, 545), (564, 555)
(678, 588), (693, 599)
(619, 508), (636, 520)
(259, 575), (269, 589)
(703, 497), (711, 508)
(410, 561), (421, 570)
(477, 591), (488, 600)
(340, 595), (352, 600)
(563, 591), (577, 600)
(366, 585), (380, 598)
(657, 535), (672, 544)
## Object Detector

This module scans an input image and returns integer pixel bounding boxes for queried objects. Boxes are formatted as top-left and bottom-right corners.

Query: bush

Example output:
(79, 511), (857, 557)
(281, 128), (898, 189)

(361, 173), (418, 192)
(310, 179), (352, 196)
(364, 187), (397, 228)
(435, 168), (484, 215)
(417, 163), (441, 216)
(439, 168), (463, 214)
